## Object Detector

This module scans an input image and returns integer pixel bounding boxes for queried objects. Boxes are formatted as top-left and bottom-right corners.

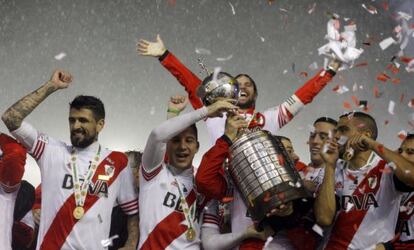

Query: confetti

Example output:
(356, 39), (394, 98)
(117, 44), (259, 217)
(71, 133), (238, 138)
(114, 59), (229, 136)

(387, 64), (400, 74)
(300, 72), (309, 77)
(362, 4), (378, 15)
(279, 8), (288, 13)
(351, 96), (359, 106)
(343, 101), (352, 110)
(229, 2), (236, 15)
(283, 69), (288, 74)
(195, 48), (211, 55)
(377, 73), (390, 82)
(312, 224), (324, 236)
(260, 36), (265, 42)
(397, 11), (412, 21)
(149, 106), (155, 115)
(379, 37), (396, 50)
(307, 3), (316, 14)
(216, 54), (233, 62)
(355, 62), (368, 67)
(388, 100), (395, 115)
(295, 181), (302, 188)
(382, 2), (389, 11)
(54, 52), (66, 60)
(352, 82), (358, 92)
(373, 85), (382, 98)
(392, 78), (400, 84)
(333, 85), (349, 94)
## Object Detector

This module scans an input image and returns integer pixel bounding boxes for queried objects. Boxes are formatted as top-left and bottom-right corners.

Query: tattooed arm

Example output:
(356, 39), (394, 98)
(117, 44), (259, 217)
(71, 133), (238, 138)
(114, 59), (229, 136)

(2, 70), (73, 131)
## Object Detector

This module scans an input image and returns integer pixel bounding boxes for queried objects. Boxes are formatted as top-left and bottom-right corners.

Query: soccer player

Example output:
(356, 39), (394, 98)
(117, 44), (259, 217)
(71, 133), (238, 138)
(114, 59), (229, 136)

(138, 95), (236, 249)
(2, 70), (139, 250)
(315, 112), (414, 249)
(0, 133), (27, 250)
(137, 35), (340, 249)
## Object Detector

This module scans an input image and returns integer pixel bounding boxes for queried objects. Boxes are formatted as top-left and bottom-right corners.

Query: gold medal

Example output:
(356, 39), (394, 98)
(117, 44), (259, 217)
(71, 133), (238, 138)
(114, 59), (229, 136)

(73, 206), (85, 220)
(185, 227), (196, 241)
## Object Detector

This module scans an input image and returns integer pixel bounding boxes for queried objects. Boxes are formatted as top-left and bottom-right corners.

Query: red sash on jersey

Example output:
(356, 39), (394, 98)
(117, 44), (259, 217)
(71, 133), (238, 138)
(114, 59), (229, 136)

(39, 151), (127, 250)
(325, 160), (386, 250)
(140, 190), (197, 250)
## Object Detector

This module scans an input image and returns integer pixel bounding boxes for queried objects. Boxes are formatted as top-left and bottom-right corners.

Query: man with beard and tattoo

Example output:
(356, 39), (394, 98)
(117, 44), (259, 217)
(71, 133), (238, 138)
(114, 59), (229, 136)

(315, 112), (414, 250)
(137, 35), (340, 250)
(2, 70), (139, 250)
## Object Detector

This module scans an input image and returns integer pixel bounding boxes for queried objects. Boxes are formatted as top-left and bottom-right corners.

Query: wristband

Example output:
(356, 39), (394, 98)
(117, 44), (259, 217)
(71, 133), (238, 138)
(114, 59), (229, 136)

(167, 108), (181, 115)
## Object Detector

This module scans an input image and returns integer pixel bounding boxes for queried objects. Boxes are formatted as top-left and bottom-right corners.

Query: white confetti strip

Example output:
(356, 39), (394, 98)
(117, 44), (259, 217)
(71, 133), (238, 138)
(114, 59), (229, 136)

(195, 48), (211, 55)
(337, 136), (348, 146)
(362, 4), (378, 15)
(216, 54), (233, 62)
(229, 2), (235, 15)
(308, 3), (316, 14)
(388, 100), (395, 115)
(379, 37), (396, 50)
(54, 52), (66, 60)
(101, 235), (119, 247)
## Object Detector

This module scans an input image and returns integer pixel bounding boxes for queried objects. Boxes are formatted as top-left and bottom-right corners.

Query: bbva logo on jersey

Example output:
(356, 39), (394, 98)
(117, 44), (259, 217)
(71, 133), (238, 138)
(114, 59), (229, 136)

(62, 174), (108, 197)
(340, 192), (379, 211)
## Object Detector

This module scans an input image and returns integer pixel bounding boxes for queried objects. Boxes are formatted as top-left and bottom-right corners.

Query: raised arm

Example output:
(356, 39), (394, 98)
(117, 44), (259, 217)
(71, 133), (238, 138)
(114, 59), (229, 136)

(2, 70), (73, 132)
(314, 138), (338, 226)
(349, 134), (414, 187)
(142, 99), (237, 173)
(196, 113), (248, 199)
(263, 61), (340, 132)
(137, 35), (204, 109)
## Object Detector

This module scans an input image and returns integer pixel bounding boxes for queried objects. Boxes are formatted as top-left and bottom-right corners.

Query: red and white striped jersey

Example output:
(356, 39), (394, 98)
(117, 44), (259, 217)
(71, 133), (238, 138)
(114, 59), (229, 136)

(325, 153), (403, 250)
(398, 193), (414, 241)
(12, 122), (138, 250)
(139, 164), (207, 250)
(0, 133), (27, 250)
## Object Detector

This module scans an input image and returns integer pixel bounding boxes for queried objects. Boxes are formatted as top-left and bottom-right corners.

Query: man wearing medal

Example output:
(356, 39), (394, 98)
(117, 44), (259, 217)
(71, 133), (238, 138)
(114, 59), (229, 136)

(138, 95), (237, 249)
(2, 70), (139, 250)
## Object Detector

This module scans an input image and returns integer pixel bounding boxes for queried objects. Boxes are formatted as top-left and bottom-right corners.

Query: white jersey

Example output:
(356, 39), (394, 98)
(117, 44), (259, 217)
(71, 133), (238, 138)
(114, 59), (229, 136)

(303, 166), (325, 187)
(399, 192), (414, 241)
(139, 163), (206, 250)
(325, 153), (403, 250)
(0, 187), (17, 250)
(12, 122), (138, 250)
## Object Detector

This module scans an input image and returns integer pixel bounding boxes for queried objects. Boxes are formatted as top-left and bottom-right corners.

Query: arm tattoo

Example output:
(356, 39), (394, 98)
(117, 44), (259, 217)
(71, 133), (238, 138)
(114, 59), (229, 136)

(2, 83), (56, 131)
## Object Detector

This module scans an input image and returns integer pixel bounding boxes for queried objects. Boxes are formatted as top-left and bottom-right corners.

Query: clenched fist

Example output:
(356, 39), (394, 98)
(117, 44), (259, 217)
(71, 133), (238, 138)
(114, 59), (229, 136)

(48, 69), (73, 89)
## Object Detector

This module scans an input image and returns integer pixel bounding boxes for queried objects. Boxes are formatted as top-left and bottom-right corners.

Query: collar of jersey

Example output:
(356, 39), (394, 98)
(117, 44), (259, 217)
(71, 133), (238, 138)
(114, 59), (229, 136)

(167, 164), (194, 178)
(344, 151), (379, 173)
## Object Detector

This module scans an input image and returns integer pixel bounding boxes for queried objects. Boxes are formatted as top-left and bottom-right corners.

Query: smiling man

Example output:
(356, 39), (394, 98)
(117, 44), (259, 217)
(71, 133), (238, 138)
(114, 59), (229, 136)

(138, 35), (340, 249)
(2, 70), (139, 250)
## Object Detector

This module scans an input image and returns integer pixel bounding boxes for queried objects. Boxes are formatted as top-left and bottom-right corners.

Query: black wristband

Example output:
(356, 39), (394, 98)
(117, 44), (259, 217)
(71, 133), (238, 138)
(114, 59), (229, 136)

(326, 68), (336, 77)
(158, 50), (169, 62)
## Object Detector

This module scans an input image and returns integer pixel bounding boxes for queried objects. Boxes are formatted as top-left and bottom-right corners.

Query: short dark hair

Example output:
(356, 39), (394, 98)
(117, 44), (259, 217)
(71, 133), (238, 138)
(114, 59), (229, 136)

(339, 112), (378, 140)
(274, 135), (291, 143)
(70, 95), (105, 121)
(406, 133), (414, 141)
(313, 117), (337, 126)
(235, 74), (258, 97)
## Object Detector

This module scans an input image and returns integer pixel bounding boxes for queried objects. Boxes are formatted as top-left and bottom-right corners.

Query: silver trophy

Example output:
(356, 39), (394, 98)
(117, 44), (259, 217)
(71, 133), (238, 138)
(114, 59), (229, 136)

(228, 130), (311, 229)
(196, 71), (239, 105)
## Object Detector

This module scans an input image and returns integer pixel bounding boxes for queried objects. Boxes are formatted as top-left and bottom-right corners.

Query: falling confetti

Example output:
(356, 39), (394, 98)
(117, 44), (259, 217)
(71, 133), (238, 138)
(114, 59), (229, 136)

(377, 73), (391, 82)
(361, 4), (378, 15)
(379, 37), (396, 50)
(101, 235), (119, 247)
(229, 2), (236, 15)
(398, 130), (408, 140)
(222, 196), (234, 203)
(54, 52), (66, 60)
(343, 101), (352, 110)
(216, 54), (233, 61)
(345, 202), (354, 212)
(308, 3), (316, 14)
(195, 48), (212, 55)
(388, 101), (395, 115)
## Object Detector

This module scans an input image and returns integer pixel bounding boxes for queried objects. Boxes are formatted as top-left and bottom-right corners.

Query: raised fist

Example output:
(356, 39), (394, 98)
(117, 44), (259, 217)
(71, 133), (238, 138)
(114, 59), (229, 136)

(49, 69), (73, 89)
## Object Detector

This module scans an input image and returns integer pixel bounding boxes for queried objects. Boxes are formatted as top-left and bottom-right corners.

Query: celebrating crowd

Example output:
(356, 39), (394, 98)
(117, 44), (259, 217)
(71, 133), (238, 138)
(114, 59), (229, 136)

(1, 35), (414, 250)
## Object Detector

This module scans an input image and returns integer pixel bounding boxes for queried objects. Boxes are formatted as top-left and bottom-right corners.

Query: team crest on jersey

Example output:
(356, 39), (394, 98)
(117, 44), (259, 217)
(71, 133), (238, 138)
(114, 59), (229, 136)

(335, 181), (344, 189)
(367, 176), (378, 190)
(104, 164), (115, 178)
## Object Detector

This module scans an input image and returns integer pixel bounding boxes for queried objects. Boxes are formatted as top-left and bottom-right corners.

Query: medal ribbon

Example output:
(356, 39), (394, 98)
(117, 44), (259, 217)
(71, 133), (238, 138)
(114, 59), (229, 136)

(174, 177), (196, 232)
(71, 145), (102, 208)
